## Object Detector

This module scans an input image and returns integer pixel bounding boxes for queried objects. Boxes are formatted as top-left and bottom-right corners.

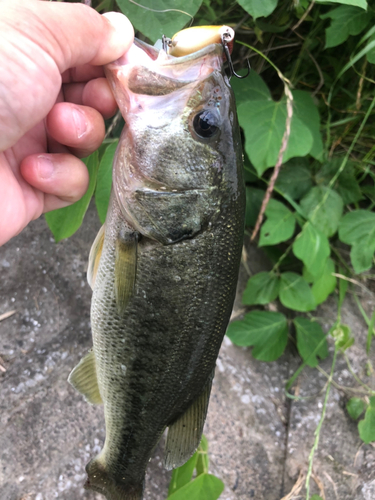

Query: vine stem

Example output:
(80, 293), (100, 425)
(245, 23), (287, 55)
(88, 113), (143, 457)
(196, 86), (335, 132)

(305, 347), (338, 499)
(251, 83), (294, 241)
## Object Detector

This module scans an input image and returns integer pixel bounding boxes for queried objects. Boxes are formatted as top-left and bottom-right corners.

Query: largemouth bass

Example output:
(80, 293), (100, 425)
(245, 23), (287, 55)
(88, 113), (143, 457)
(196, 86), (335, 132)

(68, 35), (245, 500)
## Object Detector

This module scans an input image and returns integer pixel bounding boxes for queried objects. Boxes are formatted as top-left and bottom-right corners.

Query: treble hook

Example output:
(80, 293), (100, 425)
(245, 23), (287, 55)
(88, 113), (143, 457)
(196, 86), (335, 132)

(222, 34), (251, 80)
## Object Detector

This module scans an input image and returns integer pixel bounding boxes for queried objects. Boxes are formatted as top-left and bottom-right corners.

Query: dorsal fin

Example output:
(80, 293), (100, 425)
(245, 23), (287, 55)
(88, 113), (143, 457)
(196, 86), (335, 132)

(114, 230), (138, 315)
(87, 225), (105, 289)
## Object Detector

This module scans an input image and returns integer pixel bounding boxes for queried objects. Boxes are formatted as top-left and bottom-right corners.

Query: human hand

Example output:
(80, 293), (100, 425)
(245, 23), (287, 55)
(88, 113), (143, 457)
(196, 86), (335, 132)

(0, 0), (133, 246)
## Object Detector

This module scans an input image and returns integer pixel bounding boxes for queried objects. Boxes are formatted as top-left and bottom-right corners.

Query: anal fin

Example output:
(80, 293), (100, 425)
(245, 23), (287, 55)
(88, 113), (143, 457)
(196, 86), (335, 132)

(164, 369), (214, 470)
(115, 229), (138, 315)
(68, 349), (102, 405)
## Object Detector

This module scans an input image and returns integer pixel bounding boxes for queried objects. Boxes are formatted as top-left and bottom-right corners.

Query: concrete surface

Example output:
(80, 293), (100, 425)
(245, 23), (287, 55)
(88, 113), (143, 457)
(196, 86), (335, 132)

(1, 204), (374, 500)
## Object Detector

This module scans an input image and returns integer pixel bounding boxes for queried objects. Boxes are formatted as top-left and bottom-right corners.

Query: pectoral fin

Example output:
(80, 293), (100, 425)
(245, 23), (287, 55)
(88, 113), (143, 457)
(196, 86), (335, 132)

(68, 349), (102, 405)
(164, 369), (214, 470)
(115, 230), (138, 315)
(87, 225), (105, 289)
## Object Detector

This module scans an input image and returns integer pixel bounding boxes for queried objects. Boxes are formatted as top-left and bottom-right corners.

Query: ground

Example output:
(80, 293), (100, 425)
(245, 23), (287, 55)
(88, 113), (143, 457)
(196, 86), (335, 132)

(0, 205), (374, 500)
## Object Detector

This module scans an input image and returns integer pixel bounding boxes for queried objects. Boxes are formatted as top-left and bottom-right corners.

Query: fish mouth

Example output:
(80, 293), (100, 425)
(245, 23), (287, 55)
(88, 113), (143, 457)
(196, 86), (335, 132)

(104, 37), (224, 105)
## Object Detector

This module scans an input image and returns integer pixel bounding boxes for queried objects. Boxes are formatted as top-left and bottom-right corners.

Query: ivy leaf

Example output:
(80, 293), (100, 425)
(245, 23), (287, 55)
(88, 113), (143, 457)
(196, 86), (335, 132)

(116, 0), (203, 42)
(259, 199), (296, 246)
(242, 272), (280, 305)
(316, 0), (368, 10)
(294, 317), (329, 367)
(339, 210), (375, 244)
(168, 453), (198, 496)
(45, 152), (99, 242)
(236, 0), (278, 20)
(226, 311), (288, 361)
(321, 6), (371, 48)
(358, 396), (375, 444)
(279, 273), (316, 312)
(293, 90), (324, 161)
(346, 398), (366, 420)
(231, 70), (271, 104)
(316, 159), (362, 204)
(95, 141), (118, 224)
(246, 187), (265, 227)
(167, 473), (224, 500)
(300, 186), (344, 237)
(350, 234), (375, 274)
(238, 97), (313, 176)
(275, 158), (313, 201)
(311, 258), (337, 305)
(339, 211), (375, 273)
(330, 323), (354, 351)
(293, 222), (331, 277)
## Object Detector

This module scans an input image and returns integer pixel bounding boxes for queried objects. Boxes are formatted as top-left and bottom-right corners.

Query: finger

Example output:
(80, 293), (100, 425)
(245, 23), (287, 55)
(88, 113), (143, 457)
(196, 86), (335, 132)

(0, 2), (133, 151)
(46, 103), (105, 158)
(32, 3), (134, 71)
(62, 65), (104, 84)
(63, 78), (117, 119)
(20, 153), (89, 208)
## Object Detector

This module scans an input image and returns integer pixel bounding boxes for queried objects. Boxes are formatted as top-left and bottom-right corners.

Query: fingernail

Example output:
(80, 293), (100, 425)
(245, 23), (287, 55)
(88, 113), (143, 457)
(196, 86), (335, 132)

(37, 155), (55, 179)
(72, 107), (88, 139)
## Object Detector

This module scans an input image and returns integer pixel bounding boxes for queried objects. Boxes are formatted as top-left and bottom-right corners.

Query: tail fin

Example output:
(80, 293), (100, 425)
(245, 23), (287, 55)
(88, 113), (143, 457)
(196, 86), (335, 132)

(84, 458), (144, 500)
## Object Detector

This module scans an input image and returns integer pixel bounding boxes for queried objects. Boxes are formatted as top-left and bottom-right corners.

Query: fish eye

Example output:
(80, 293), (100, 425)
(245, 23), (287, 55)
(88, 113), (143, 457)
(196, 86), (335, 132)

(192, 110), (220, 139)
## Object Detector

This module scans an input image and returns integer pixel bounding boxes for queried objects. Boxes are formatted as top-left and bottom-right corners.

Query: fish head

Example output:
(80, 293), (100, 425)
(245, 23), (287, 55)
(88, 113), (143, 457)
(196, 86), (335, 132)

(105, 39), (243, 243)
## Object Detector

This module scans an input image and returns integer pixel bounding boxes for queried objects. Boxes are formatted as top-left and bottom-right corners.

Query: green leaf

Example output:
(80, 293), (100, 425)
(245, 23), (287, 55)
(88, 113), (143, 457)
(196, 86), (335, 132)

(346, 398), (366, 420)
(310, 496), (324, 500)
(242, 272), (280, 305)
(245, 187), (265, 227)
(259, 199), (296, 246)
(226, 311), (288, 361)
(293, 223), (331, 277)
(275, 158), (313, 201)
(236, 0), (278, 20)
(316, 0), (367, 9)
(279, 273), (316, 312)
(195, 436), (209, 476)
(116, 0), (203, 43)
(300, 186), (344, 237)
(358, 396), (375, 444)
(350, 234), (375, 274)
(339, 210), (375, 244)
(330, 323), (354, 351)
(293, 90), (324, 161)
(311, 258), (337, 305)
(294, 317), (329, 367)
(321, 6), (371, 49)
(316, 158), (362, 204)
(238, 97), (313, 176)
(366, 34), (375, 63)
(167, 473), (224, 500)
(95, 141), (118, 224)
(231, 70), (271, 104)
(338, 211), (375, 273)
(168, 453), (198, 496)
(45, 152), (99, 242)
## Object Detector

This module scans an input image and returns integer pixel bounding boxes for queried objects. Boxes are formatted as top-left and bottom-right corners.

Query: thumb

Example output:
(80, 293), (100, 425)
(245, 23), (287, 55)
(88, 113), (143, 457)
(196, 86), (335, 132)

(29, 1), (134, 71)
(0, 0), (133, 152)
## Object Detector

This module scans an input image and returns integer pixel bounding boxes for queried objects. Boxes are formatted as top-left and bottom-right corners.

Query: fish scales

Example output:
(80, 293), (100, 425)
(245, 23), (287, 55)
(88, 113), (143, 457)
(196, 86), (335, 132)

(69, 39), (245, 500)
